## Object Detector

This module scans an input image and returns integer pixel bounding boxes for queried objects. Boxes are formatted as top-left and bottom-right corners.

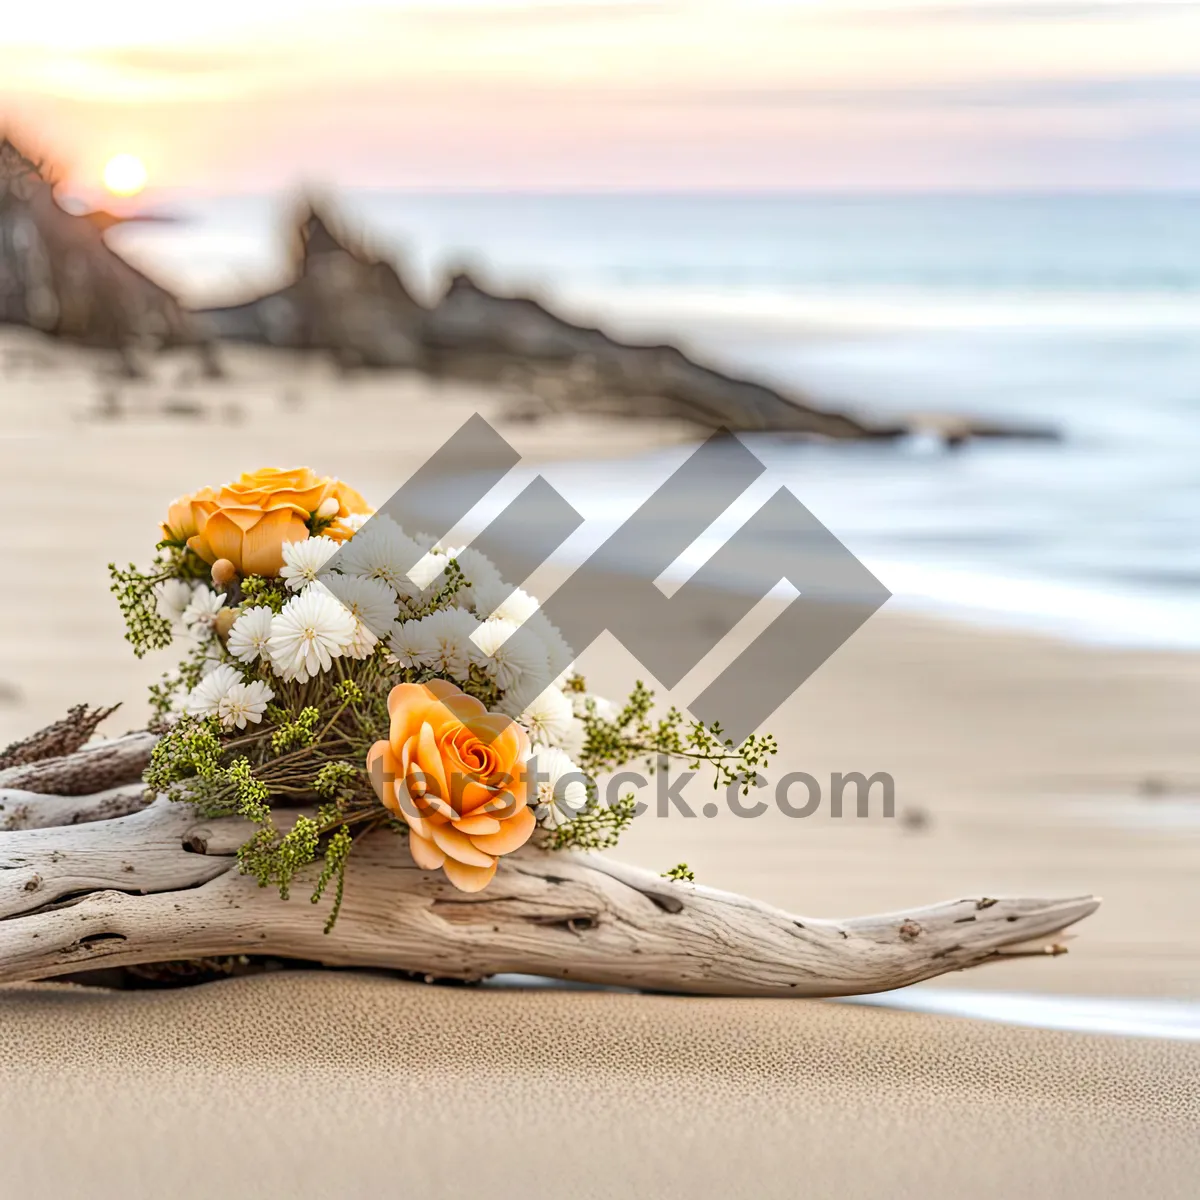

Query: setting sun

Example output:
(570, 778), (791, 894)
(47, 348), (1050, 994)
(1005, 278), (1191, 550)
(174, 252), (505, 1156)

(102, 153), (147, 197)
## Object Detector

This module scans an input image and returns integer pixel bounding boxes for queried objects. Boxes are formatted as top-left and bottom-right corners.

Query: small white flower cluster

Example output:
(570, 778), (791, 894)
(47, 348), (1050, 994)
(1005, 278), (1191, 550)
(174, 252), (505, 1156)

(184, 663), (275, 731)
(156, 579), (226, 646)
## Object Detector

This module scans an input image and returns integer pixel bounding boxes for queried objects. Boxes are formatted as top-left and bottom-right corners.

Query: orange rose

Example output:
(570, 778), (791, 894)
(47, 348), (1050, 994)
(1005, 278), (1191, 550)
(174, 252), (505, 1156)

(368, 679), (535, 892)
(173, 468), (371, 577)
(160, 487), (215, 543)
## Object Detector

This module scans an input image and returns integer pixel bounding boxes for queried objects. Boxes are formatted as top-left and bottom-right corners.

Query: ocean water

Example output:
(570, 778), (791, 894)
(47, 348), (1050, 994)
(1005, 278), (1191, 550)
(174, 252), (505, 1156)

(110, 193), (1200, 649)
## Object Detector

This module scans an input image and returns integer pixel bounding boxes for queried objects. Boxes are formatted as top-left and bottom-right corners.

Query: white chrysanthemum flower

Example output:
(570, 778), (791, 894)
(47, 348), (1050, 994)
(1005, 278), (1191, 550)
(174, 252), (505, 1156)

(279, 535), (340, 591)
(407, 550), (450, 591)
(513, 684), (576, 747)
(155, 578), (194, 631)
(412, 608), (481, 682)
(217, 680), (275, 731)
(184, 664), (243, 720)
(523, 610), (575, 683)
(470, 618), (550, 692)
(389, 617), (435, 669)
(268, 586), (357, 683)
(181, 585), (227, 643)
(472, 581), (541, 625)
(338, 515), (425, 602)
(449, 547), (504, 592)
(322, 574), (399, 658)
(411, 531), (438, 551)
(528, 744), (589, 829)
(226, 605), (275, 664)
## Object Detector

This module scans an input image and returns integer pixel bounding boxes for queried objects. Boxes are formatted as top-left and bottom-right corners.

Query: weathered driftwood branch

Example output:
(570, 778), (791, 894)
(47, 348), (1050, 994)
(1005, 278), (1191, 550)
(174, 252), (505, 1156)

(0, 741), (1100, 993)
(0, 782), (149, 831)
(0, 731), (157, 798)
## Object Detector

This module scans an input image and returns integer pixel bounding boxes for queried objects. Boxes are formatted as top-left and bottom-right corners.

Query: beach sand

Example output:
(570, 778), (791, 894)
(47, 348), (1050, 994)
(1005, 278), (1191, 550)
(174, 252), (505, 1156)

(2, 972), (1198, 1199)
(2, 328), (1198, 1194)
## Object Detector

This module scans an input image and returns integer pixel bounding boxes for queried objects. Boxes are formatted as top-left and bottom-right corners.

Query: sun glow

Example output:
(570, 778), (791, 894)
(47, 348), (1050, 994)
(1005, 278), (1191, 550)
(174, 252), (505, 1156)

(102, 153), (148, 197)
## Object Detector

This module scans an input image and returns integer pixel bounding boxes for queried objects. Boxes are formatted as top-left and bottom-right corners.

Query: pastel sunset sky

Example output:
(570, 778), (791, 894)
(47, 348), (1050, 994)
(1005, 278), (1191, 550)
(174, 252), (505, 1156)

(3, 0), (1199, 192)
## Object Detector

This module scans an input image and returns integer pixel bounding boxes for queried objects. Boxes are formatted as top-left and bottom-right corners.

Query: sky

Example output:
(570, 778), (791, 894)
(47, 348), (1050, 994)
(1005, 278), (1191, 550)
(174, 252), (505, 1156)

(3, 0), (1200, 192)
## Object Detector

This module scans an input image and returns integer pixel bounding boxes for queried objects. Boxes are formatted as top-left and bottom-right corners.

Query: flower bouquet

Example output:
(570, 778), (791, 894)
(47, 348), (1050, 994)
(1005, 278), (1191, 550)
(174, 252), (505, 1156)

(0, 465), (1098, 994)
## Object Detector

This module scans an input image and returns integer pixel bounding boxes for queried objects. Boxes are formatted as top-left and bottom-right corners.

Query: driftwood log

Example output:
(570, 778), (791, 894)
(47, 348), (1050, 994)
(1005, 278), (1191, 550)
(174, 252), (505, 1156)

(0, 724), (1100, 994)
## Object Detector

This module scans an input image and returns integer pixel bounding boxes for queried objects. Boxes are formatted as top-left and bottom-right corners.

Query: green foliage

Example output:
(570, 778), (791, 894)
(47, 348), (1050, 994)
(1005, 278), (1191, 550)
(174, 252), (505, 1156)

(311, 826), (353, 933)
(240, 575), (287, 613)
(662, 862), (696, 883)
(332, 678), (364, 705)
(577, 680), (778, 795)
(411, 559), (465, 615)
(270, 706), (321, 753)
(107, 562), (174, 657)
(550, 791), (638, 851)
(144, 716), (224, 795)
(314, 760), (359, 799)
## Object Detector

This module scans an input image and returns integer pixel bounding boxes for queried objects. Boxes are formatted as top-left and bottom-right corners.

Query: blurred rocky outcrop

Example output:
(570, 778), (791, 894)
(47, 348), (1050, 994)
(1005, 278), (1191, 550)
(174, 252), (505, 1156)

(0, 138), (216, 374)
(201, 207), (427, 369)
(199, 202), (897, 438)
(423, 271), (892, 437)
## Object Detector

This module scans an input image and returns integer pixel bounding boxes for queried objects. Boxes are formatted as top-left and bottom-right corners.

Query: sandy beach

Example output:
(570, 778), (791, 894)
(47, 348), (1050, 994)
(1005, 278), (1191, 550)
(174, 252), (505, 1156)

(2, 971), (1199, 1200)
(2, 327), (1199, 1193)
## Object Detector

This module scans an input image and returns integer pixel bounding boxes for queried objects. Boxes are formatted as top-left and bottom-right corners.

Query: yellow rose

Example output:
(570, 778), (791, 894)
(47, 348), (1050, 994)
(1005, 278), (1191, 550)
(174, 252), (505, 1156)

(160, 487), (214, 543)
(367, 680), (535, 892)
(171, 468), (371, 577)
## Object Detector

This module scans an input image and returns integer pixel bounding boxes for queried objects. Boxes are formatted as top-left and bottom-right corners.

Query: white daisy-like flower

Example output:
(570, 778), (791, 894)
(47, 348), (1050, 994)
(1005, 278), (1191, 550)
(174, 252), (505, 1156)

(321, 574), (399, 658)
(181, 585), (227, 643)
(472, 582), (541, 625)
(407, 550), (451, 591)
(279, 535), (340, 591)
(411, 608), (481, 682)
(184, 664), (243, 720)
(449, 547), (505, 593)
(389, 617), (435, 669)
(523, 610), (575, 683)
(268, 585), (357, 683)
(470, 618), (550, 692)
(217, 680), (275, 731)
(528, 744), (589, 829)
(154, 578), (194, 631)
(226, 605), (275, 664)
(338, 515), (425, 601)
(512, 684), (576, 747)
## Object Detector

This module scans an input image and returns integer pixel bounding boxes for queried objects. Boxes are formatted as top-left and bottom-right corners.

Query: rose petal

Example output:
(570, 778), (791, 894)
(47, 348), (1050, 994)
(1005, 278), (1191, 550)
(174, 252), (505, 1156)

(453, 814), (502, 836)
(429, 823), (495, 867)
(441, 858), (498, 893)
(242, 508), (308, 577)
(467, 806), (535, 856)
(409, 831), (446, 871)
(416, 720), (451, 804)
(366, 740), (399, 811)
